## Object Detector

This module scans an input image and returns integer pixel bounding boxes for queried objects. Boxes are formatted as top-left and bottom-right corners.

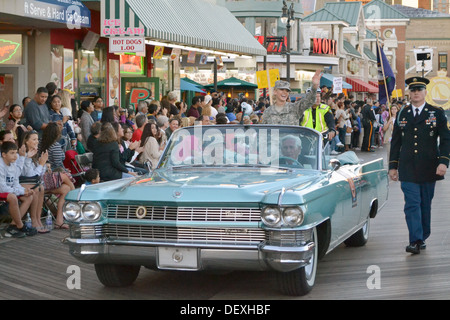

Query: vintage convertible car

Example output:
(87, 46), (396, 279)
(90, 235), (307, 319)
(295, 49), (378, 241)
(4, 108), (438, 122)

(63, 125), (388, 296)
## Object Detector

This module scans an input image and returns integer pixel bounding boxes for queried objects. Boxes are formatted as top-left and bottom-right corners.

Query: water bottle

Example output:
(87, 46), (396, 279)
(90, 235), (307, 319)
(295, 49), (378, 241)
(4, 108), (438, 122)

(46, 212), (53, 230)
(25, 213), (32, 229)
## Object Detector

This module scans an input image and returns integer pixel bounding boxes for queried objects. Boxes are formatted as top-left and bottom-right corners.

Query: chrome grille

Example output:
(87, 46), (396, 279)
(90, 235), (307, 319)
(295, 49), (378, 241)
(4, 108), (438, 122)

(79, 224), (265, 245)
(106, 205), (261, 222)
(266, 229), (313, 246)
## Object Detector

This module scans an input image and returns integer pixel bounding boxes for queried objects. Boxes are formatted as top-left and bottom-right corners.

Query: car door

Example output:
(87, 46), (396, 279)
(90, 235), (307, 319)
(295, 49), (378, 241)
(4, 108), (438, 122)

(328, 165), (362, 244)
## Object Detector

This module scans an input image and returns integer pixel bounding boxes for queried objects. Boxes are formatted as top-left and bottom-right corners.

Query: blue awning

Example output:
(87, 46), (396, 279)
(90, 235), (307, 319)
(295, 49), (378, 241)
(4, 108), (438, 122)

(180, 78), (205, 93)
(320, 73), (353, 89)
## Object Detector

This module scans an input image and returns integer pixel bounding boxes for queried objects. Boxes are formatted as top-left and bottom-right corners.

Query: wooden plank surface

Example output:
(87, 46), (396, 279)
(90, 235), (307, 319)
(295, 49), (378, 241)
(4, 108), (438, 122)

(1, 148), (450, 300)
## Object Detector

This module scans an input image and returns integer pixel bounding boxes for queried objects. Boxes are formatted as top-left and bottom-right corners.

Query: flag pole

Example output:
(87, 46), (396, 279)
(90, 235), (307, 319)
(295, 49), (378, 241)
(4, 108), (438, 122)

(376, 36), (392, 118)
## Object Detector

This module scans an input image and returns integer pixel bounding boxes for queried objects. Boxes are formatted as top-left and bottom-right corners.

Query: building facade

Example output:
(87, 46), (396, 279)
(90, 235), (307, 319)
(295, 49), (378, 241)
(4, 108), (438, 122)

(218, 0), (340, 93)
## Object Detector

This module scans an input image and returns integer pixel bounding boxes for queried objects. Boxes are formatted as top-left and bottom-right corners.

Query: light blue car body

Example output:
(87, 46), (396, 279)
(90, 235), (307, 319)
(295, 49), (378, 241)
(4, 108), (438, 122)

(63, 125), (388, 295)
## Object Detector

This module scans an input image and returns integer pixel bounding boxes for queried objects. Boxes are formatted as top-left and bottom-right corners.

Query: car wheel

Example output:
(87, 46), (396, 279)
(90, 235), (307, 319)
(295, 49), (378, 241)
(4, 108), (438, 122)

(277, 227), (318, 296)
(344, 215), (370, 247)
(95, 264), (141, 287)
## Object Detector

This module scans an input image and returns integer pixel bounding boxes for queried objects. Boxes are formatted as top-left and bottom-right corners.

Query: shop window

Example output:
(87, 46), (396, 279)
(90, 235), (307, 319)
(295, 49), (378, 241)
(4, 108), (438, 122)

(439, 52), (447, 70)
(405, 55), (410, 70)
(153, 56), (170, 96)
(75, 42), (107, 105)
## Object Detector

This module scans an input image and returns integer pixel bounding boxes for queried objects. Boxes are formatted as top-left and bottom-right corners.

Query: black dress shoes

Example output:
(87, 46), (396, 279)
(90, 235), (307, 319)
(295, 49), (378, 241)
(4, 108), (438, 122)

(406, 242), (420, 254)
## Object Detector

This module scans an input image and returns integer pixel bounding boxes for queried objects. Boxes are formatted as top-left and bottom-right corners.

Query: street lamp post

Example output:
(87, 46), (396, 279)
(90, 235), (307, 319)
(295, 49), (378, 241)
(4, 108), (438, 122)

(281, 0), (295, 82)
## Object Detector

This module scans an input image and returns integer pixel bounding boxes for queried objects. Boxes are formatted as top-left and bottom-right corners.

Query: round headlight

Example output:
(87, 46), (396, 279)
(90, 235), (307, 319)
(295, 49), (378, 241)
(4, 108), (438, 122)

(82, 202), (102, 221)
(63, 202), (81, 222)
(283, 207), (304, 226)
(261, 206), (282, 226)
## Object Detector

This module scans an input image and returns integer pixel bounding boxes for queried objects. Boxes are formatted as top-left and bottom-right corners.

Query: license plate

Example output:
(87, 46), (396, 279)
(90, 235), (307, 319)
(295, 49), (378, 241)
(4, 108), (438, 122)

(157, 247), (199, 270)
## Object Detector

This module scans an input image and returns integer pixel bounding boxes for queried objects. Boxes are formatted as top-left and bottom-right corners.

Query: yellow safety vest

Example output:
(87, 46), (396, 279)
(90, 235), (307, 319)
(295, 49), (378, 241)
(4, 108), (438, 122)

(301, 104), (330, 131)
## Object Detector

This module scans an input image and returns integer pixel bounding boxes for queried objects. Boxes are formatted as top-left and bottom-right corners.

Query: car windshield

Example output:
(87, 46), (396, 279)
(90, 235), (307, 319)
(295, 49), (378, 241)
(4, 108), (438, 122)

(159, 125), (322, 170)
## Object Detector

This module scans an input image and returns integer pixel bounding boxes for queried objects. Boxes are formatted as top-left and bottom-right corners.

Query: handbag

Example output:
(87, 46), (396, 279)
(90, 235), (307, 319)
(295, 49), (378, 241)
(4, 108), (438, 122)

(43, 171), (62, 190)
(19, 175), (41, 184)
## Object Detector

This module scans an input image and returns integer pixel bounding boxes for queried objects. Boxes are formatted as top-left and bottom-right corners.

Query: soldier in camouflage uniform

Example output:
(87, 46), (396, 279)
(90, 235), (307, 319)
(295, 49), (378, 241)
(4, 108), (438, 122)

(262, 70), (322, 126)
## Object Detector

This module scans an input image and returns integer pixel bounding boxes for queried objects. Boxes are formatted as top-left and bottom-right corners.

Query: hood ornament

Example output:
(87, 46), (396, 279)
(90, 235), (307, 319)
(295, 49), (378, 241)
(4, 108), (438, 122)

(173, 190), (183, 199)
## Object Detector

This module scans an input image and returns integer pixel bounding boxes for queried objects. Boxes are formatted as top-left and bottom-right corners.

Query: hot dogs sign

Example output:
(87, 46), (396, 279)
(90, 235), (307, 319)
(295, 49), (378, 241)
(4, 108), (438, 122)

(103, 19), (145, 54)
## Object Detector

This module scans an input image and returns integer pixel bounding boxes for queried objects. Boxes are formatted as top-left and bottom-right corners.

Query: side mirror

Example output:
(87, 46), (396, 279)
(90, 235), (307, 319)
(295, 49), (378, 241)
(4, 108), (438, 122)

(329, 159), (341, 172)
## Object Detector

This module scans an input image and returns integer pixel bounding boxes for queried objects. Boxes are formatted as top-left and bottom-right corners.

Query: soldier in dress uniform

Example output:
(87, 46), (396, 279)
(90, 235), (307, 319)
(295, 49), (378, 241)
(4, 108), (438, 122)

(389, 76), (450, 254)
(262, 70), (322, 126)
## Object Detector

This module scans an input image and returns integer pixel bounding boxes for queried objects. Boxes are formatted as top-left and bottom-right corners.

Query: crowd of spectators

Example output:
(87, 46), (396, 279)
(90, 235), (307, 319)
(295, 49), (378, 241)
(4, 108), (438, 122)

(0, 80), (408, 238)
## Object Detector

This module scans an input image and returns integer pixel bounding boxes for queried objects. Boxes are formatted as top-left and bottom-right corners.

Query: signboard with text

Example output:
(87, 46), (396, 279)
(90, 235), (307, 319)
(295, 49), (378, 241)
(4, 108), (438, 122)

(23, 0), (91, 28)
(310, 38), (337, 56)
(109, 37), (145, 54)
(255, 36), (287, 53)
(333, 77), (343, 94)
(102, 19), (145, 37)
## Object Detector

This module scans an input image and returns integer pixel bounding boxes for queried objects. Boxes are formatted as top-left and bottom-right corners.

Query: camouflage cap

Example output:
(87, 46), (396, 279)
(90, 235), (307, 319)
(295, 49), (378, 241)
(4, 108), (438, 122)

(274, 80), (291, 92)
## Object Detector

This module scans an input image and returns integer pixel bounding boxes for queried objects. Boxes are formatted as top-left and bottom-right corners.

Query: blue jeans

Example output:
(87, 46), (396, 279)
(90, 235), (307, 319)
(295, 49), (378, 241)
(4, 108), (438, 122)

(400, 181), (436, 244)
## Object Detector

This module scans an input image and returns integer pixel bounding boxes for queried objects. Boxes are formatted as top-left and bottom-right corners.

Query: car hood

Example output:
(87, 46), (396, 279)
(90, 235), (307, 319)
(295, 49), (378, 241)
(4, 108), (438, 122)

(69, 168), (324, 206)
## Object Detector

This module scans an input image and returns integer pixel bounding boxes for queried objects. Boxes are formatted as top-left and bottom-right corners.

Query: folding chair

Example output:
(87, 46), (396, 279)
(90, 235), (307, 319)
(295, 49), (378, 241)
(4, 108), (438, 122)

(0, 194), (11, 239)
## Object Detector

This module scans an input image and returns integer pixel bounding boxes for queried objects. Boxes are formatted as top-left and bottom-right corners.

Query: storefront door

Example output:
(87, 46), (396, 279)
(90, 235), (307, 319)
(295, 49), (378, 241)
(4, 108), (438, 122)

(121, 77), (160, 112)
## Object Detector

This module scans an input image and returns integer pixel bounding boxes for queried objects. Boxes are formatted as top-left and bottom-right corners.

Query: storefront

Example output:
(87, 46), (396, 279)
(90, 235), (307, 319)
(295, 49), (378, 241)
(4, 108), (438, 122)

(0, 0), (91, 109)
(100, 0), (266, 110)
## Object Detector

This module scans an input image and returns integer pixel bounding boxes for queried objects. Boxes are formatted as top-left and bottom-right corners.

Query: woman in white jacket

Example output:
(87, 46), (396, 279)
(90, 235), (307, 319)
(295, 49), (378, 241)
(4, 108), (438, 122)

(20, 131), (48, 233)
(139, 122), (165, 169)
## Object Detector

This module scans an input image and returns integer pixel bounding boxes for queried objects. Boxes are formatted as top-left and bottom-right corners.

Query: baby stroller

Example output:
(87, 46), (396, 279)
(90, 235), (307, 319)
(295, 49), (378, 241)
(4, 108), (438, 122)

(64, 150), (87, 187)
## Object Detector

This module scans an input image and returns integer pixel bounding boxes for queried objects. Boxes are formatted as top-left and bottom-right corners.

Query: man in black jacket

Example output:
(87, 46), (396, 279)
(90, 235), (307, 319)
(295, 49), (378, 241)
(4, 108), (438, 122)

(389, 77), (450, 254)
(360, 97), (376, 152)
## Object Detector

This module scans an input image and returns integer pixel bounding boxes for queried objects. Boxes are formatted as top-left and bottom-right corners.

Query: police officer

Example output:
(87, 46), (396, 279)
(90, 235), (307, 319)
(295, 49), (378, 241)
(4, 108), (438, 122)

(262, 70), (322, 125)
(389, 77), (450, 254)
(300, 87), (336, 141)
(360, 96), (376, 152)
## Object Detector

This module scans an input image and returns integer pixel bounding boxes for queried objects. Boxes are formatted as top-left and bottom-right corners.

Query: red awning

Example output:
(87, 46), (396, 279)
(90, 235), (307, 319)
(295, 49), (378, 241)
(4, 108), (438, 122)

(346, 78), (378, 93)
(369, 81), (379, 88)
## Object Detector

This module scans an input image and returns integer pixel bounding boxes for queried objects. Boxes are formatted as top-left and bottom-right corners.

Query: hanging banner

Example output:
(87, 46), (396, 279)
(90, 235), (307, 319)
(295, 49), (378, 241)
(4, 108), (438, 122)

(170, 48), (180, 61)
(50, 44), (63, 88)
(187, 51), (196, 64)
(109, 59), (120, 106)
(199, 54), (208, 65)
(153, 46), (164, 59)
(63, 48), (74, 92)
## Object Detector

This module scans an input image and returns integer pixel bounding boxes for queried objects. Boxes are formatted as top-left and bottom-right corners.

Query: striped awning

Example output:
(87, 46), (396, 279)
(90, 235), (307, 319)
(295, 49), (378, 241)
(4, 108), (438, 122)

(101, 0), (267, 56)
(346, 78), (379, 93)
(369, 81), (379, 88)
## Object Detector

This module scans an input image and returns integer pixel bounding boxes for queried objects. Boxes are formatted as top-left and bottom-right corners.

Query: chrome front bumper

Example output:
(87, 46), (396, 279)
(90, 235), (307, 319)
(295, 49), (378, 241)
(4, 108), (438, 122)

(63, 238), (315, 272)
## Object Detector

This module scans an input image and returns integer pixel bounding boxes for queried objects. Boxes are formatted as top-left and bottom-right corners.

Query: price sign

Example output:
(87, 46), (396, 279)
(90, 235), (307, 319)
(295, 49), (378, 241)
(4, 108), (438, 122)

(333, 77), (343, 94)
(109, 37), (145, 54)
